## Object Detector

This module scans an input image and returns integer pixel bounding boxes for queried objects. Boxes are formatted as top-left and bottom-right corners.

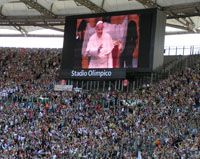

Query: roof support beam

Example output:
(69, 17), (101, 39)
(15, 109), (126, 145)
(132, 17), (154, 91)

(195, 6), (200, 13)
(134, 0), (197, 34)
(0, 21), (65, 27)
(166, 23), (188, 31)
(41, 26), (64, 32)
(187, 17), (195, 25)
(20, 0), (56, 18)
(0, 34), (63, 38)
(184, 18), (195, 30)
(163, 2), (200, 12)
(164, 2), (200, 19)
(0, 5), (5, 19)
(167, 11), (196, 33)
(135, 0), (161, 9)
(13, 25), (28, 36)
(74, 0), (106, 13)
(196, 29), (200, 33)
(175, 18), (187, 26)
(175, 18), (195, 33)
(1, 31), (193, 37)
(101, 0), (105, 8)
(166, 31), (198, 35)
(167, 13), (200, 19)
(0, 16), (65, 26)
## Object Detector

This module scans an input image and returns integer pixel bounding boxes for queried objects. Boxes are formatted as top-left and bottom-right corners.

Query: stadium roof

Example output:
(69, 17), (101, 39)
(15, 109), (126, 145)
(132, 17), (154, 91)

(0, 0), (200, 37)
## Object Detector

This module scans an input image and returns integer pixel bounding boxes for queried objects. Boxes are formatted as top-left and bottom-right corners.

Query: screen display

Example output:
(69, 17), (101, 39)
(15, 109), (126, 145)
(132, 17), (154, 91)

(60, 9), (161, 79)
(74, 14), (140, 69)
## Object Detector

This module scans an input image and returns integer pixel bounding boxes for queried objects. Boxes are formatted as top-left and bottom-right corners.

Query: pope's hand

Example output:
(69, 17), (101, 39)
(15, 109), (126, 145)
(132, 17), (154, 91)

(98, 44), (103, 54)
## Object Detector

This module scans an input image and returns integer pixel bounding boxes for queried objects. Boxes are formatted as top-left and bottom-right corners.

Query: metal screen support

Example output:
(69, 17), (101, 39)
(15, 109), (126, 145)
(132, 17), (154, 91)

(121, 80), (123, 91)
(86, 81), (89, 90)
(94, 81), (96, 89)
(97, 81), (99, 90)
(132, 81), (135, 91)
(67, 80), (70, 85)
(151, 73), (153, 83)
(103, 81), (105, 91)
(90, 81), (92, 90)
(118, 80), (121, 90)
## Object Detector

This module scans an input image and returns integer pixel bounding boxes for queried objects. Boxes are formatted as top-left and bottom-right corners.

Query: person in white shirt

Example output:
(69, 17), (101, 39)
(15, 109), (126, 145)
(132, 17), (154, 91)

(84, 21), (114, 68)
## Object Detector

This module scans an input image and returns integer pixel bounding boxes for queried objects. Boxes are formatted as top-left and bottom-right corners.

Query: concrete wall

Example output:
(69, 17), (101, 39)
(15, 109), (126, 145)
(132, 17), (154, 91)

(152, 10), (166, 70)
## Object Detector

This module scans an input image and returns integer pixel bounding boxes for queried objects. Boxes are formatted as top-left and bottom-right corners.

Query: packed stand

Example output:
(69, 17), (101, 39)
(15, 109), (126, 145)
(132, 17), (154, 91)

(0, 48), (199, 158)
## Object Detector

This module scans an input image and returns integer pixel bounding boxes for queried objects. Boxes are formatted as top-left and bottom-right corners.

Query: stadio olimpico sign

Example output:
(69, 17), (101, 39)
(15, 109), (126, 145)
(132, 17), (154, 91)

(60, 69), (126, 79)
(71, 70), (112, 78)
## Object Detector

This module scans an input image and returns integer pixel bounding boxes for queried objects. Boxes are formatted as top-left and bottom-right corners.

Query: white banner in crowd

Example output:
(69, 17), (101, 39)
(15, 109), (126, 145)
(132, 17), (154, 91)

(74, 87), (82, 92)
(54, 85), (73, 91)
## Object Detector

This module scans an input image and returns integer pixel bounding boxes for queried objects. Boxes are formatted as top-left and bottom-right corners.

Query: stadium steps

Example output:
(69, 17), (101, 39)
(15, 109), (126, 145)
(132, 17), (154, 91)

(150, 54), (200, 85)
(161, 54), (200, 76)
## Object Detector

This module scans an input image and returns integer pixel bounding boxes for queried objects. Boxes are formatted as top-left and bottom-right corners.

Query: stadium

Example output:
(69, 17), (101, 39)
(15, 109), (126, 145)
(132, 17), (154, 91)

(0, 0), (200, 158)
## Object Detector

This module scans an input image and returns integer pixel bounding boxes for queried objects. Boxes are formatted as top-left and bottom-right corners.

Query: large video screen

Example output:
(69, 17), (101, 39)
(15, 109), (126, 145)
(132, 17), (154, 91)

(75, 14), (139, 69)
(60, 9), (165, 79)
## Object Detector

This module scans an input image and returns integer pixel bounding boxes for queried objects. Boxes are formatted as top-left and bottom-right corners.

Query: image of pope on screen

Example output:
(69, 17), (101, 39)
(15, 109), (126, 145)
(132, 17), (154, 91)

(83, 21), (114, 68)
(80, 15), (139, 69)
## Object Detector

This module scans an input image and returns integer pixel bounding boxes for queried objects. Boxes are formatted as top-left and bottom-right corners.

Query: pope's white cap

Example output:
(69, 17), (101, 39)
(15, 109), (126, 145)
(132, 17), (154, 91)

(96, 20), (103, 27)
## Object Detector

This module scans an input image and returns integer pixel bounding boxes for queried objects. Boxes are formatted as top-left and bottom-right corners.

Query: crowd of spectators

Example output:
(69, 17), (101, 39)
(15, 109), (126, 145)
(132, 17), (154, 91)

(0, 48), (199, 158)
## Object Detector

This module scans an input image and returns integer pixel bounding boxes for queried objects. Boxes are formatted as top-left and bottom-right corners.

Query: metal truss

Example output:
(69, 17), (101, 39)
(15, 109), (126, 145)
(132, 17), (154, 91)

(19, 0), (56, 18)
(135, 0), (199, 33)
(74, 0), (106, 13)
(0, 0), (199, 35)
(135, 0), (161, 9)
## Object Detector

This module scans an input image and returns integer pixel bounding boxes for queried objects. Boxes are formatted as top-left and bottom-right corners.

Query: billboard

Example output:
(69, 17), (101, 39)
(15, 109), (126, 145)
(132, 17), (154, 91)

(60, 9), (166, 79)
(54, 85), (73, 91)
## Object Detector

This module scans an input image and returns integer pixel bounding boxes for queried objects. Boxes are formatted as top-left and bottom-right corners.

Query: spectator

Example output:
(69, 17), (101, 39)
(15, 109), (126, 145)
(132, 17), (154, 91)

(0, 47), (199, 158)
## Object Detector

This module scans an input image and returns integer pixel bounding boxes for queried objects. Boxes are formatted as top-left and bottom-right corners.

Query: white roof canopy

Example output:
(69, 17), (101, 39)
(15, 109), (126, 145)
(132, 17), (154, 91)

(0, 0), (199, 36)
